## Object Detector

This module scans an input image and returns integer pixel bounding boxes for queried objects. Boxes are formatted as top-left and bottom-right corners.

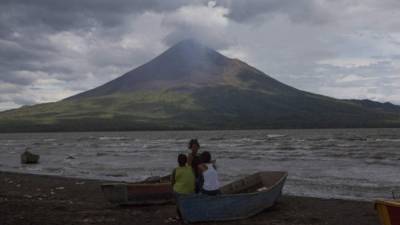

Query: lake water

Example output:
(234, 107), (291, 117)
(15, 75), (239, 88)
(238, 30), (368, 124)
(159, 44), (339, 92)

(0, 128), (399, 201)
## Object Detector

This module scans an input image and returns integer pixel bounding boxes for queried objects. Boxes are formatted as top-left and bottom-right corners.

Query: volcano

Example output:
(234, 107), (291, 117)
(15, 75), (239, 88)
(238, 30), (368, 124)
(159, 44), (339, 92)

(1, 39), (399, 131)
(69, 39), (295, 99)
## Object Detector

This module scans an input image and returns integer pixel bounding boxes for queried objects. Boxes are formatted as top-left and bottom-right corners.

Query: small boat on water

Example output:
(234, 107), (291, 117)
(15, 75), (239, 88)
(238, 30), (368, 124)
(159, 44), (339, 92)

(101, 175), (173, 205)
(177, 171), (288, 223)
(375, 199), (400, 225)
(20, 150), (40, 164)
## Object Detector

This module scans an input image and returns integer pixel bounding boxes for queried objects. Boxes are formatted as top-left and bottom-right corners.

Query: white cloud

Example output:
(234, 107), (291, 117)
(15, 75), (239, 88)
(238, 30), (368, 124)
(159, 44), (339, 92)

(162, 3), (231, 49)
(335, 74), (376, 83)
(48, 31), (90, 54)
(318, 58), (382, 68)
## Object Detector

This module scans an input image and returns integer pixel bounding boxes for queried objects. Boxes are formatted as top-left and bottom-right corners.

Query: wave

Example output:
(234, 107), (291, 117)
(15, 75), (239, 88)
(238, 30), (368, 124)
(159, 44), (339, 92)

(96, 152), (108, 156)
(208, 137), (226, 141)
(276, 146), (296, 150)
(99, 136), (129, 141)
(77, 136), (98, 141)
(102, 172), (128, 178)
(375, 138), (400, 142)
(266, 134), (287, 138)
(42, 138), (56, 142)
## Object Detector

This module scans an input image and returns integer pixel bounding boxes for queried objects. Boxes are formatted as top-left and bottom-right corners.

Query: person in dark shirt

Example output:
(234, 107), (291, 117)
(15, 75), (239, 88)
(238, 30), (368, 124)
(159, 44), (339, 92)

(187, 139), (203, 193)
(187, 139), (200, 166)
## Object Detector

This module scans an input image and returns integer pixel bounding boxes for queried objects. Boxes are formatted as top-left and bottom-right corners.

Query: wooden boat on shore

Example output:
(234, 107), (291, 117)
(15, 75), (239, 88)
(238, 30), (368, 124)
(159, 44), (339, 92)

(375, 199), (400, 225)
(177, 171), (288, 223)
(101, 170), (288, 220)
(101, 175), (173, 205)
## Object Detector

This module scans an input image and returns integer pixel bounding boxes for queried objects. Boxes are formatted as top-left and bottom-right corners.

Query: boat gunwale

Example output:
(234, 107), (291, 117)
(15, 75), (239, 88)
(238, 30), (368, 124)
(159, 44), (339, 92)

(179, 171), (288, 200)
(101, 182), (171, 187)
(375, 199), (400, 207)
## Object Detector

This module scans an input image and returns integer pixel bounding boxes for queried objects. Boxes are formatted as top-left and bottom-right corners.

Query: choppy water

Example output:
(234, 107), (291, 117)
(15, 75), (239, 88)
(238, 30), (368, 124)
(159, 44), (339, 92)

(0, 129), (399, 201)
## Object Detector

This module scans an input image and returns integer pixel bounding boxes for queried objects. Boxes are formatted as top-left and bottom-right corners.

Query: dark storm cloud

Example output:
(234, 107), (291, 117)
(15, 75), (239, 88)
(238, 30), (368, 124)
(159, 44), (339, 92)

(0, 0), (331, 34)
(220, 0), (331, 24)
(0, 73), (35, 86)
(0, 0), (201, 87)
(0, 32), (76, 85)
(0, 0), (200, 32)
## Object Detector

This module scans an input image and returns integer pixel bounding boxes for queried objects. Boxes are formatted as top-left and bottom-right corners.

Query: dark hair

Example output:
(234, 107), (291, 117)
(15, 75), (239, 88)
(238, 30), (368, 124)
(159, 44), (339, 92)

(200, 151), (211, 163)
(188, 139), (200, 149)
(178, 154), (187, 166)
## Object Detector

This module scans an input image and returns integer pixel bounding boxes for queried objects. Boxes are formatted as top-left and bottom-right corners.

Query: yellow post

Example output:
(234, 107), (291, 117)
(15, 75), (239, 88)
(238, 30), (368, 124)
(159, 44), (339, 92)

(375, 202), (392, 225)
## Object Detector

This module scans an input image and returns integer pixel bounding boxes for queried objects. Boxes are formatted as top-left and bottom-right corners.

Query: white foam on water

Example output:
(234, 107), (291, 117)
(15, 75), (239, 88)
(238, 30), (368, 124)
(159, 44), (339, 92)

(1, 128), (400, 200)
(266, 134), (287, 138)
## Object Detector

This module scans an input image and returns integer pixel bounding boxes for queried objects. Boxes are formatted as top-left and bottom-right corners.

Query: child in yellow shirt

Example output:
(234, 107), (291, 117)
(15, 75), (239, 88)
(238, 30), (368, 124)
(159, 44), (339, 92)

(171, 154), (195, 194)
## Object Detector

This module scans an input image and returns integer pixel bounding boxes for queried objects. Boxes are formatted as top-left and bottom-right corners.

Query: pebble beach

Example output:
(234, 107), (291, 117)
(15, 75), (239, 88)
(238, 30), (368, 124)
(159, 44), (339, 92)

(0, 171), (379, 225)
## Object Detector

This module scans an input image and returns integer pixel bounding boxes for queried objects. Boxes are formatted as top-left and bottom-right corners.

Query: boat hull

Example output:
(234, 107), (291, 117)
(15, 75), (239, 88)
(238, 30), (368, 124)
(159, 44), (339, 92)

(375, 200), (400, 225)
(177, 171), (287, 223)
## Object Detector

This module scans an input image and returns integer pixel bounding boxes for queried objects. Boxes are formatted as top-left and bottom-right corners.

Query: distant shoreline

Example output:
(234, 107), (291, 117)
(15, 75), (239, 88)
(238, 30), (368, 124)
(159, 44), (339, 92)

(1, 126), (399, 134)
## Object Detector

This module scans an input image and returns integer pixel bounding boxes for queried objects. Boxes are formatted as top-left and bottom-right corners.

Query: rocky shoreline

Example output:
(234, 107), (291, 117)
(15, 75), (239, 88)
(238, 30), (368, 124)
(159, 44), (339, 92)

(0, 171), (379, 225)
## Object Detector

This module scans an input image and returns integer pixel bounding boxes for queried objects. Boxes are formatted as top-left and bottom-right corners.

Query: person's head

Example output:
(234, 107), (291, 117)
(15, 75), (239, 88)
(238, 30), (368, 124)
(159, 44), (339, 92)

(200, 151), (211, 163)
(177, 154), (187, 167)
(188, 139), (200, 154)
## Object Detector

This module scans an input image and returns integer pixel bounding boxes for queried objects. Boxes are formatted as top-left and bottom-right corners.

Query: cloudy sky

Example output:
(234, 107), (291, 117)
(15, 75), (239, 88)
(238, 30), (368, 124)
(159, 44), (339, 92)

(1, 0), (400, 111)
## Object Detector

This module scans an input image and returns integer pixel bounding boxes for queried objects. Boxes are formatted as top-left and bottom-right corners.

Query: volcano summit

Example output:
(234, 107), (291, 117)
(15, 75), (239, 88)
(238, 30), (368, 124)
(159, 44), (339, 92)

(1, 40), (399, 131)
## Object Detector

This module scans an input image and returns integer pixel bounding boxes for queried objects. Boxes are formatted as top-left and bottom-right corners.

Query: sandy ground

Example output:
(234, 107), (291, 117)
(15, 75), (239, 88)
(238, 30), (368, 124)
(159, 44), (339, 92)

(0, 171), (379, 225)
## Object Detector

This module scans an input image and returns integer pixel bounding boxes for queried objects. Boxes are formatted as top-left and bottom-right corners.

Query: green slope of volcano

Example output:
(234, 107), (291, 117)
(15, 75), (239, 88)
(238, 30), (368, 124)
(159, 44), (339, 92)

(1, 40), (399, 132)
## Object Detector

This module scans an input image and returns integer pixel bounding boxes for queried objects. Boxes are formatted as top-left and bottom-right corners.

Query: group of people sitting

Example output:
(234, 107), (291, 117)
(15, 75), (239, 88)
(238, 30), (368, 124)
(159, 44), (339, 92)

(171, 139), (220, 196)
